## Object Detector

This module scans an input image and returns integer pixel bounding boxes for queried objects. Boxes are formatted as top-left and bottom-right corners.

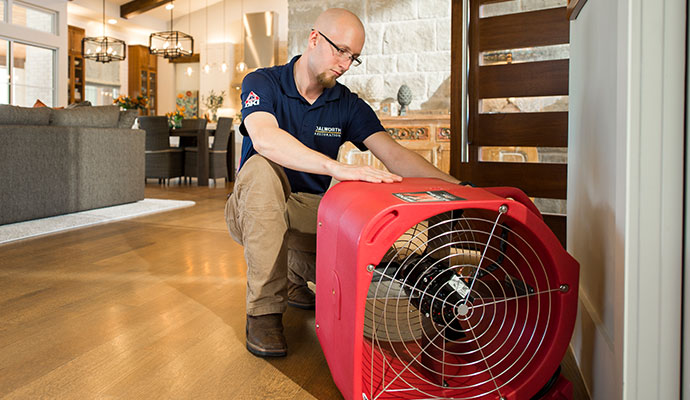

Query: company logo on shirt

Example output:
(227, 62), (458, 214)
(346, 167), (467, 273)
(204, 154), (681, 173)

(245, 91), (260, 108)
(314, 126), (342, 138)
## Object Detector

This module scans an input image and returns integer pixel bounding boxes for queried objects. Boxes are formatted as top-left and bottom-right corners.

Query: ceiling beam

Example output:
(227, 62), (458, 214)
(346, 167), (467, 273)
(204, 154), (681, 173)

(120, 0), (169, 19)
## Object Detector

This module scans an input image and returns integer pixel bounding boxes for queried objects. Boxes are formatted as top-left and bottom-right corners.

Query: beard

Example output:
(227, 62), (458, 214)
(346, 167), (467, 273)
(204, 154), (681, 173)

(317, 71), (337, 89)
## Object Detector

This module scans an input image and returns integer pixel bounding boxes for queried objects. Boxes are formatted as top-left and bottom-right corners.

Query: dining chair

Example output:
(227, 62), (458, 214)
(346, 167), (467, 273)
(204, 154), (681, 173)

(139, 116), (184, 185)
(178, 118), (207, 148)
(184, 117), (233, 184)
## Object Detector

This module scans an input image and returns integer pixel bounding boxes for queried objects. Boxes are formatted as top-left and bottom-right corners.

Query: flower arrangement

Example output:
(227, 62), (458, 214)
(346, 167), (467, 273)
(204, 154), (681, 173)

(166, 105), (186, 128)
(114, 94), (148, 110)
(202, 90), (226, 121)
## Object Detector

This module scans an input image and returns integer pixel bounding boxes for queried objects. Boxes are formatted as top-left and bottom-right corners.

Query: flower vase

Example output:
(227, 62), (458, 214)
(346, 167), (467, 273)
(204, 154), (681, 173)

(174, 116), (183, 129)
(210, 109), (218, 122)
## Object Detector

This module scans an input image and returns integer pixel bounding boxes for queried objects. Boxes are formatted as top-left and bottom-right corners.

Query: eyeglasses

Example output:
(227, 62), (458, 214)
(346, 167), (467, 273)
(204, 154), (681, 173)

(314, 30), (362, 67)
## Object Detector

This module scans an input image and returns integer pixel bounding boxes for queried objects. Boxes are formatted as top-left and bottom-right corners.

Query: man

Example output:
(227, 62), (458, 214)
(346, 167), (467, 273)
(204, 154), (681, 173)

(225, 8), (459, 358)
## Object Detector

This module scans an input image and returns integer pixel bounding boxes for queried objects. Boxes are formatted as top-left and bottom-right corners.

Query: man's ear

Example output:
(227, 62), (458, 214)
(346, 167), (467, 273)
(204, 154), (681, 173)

(307, 29), (319, 49)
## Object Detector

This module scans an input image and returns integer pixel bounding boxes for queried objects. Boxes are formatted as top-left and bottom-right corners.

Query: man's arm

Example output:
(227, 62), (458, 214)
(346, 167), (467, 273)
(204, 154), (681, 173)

(244, 111), (402, 183)
(364, 131), (461, 184)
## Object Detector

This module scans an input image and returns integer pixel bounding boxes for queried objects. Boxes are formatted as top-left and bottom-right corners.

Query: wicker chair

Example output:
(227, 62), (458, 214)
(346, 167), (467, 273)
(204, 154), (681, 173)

(178, 118), (206, 148)
(184, 117), (233, 184)
(139, 116), (183, 184)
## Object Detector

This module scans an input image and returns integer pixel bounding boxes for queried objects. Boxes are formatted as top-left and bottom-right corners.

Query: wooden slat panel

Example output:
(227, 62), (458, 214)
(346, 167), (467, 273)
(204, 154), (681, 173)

(467, 0), (481, 161)
(474, 112), (568, 147)
(462, 162), (567, 199)
(568, 0), (589, 20)
(479, 59), (569, 98)
(450, 0), (464, 179)
(543, 213), (566, 248)
(479, 8), (569, 51)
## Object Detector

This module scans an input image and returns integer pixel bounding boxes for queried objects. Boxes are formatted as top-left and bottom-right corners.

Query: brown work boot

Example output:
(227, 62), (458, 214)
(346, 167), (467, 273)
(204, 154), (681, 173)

(245, 314), (287, 357)
(288, 281), (315, 310)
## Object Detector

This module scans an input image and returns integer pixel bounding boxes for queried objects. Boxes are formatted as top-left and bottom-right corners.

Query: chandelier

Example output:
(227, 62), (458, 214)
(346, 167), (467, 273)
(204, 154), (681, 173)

(149, 0), (193, 59)
(82, 0), (126, 63)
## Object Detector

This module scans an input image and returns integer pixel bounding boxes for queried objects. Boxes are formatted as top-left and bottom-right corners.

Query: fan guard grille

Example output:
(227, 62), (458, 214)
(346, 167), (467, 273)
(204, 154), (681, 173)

(362, 209), (563, 400)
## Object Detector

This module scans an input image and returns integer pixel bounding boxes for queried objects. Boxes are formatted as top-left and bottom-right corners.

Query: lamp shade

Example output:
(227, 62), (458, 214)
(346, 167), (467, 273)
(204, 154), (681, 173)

(82, 36), (126, 63)
(149, 31), (194, 59)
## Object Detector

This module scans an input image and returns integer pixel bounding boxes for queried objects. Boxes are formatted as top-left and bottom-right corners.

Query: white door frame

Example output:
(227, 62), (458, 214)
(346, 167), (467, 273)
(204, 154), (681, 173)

(623, 0), (686, 399)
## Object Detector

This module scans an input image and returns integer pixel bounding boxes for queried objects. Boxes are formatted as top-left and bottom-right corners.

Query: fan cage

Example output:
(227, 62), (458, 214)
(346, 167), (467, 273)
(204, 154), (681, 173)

(360, 207), (566, 400)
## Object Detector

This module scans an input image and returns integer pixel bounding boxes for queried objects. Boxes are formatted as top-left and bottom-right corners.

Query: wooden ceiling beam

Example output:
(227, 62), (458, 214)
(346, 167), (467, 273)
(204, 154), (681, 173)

(120, 0), (170, 19)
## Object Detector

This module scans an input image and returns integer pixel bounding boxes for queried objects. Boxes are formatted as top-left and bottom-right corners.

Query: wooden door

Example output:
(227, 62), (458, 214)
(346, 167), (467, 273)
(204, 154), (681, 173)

(450, 0), (570, 245)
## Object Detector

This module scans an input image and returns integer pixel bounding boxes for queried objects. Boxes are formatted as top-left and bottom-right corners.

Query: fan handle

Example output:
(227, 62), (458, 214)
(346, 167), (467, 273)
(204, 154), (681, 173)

(482, 186), (543, 220)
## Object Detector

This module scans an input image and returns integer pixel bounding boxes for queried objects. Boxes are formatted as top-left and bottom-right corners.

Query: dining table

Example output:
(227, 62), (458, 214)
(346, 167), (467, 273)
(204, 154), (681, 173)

(169, 123), (216, 186)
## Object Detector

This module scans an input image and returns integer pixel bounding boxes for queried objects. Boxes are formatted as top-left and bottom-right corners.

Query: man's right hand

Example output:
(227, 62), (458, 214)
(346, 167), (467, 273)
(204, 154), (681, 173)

(327, 162), (402, 184)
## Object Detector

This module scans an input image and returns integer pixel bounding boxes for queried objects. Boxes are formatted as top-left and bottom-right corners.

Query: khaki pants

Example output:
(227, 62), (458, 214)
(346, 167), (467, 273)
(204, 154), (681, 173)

(224, 155), (320, 316)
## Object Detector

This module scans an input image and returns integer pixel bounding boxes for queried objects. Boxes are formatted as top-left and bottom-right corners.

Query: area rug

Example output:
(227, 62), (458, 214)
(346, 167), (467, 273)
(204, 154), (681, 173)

(0, 198), (195, 245)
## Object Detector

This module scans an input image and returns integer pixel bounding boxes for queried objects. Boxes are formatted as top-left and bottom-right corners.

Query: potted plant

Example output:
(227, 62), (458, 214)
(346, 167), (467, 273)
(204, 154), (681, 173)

(114, 94), (148, 114)
(166, 106), (185, 128)
(202, 90), (225, 122)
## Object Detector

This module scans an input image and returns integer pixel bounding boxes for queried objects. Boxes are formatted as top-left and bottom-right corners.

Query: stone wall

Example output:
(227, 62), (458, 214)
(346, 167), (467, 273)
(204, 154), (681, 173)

(287, 0), (451, 112)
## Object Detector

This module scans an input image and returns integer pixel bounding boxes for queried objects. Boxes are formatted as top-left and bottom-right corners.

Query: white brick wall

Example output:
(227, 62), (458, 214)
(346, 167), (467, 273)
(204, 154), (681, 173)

(287, 0), (451, 112)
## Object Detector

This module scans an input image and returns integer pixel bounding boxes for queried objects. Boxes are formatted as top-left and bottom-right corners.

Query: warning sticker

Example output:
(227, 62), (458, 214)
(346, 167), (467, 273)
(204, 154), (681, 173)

(392, 190), (465, 203)
(448, 275), (472, 299)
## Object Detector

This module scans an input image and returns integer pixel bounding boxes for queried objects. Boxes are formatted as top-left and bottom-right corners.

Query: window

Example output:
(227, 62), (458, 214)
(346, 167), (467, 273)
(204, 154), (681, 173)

(0, 39), (9, 104)
(0, 1), (6, 22)
(0, 40), (55, 107)
(85, 84), (119, 106)
(12, 1), (56, 34)
(13, 42), (54, 106)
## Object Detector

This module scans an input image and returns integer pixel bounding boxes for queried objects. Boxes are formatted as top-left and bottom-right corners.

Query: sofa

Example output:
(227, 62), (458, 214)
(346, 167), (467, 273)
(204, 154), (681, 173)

(0, 104), (145, 225)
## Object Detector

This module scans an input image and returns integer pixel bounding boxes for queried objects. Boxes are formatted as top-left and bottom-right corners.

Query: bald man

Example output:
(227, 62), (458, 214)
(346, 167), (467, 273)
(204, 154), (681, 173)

(225, 8), (459, 357)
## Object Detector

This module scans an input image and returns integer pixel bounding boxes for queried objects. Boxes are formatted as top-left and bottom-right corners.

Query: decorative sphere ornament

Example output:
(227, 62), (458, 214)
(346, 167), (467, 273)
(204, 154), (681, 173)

(397, 84), (412, 116)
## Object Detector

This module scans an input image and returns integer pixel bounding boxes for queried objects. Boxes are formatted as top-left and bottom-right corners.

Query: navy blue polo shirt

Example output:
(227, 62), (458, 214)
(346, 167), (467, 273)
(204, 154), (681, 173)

(238, 55), (385, 194)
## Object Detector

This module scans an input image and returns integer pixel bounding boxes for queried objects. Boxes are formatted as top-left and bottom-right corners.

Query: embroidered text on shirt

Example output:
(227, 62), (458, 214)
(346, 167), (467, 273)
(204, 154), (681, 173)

(314, 126), (342, 137)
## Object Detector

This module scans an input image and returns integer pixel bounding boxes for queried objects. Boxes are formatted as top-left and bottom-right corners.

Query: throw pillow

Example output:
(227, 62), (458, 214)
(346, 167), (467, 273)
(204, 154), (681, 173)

(0, 104), (51, 125)
(117, 109), (139, 129)
(32, 99), (64, 110)
(50, 105), (120, 128)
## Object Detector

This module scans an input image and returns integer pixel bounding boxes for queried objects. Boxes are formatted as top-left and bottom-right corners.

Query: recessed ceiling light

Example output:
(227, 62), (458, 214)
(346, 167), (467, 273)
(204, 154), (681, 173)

(108, 18), (117, 24)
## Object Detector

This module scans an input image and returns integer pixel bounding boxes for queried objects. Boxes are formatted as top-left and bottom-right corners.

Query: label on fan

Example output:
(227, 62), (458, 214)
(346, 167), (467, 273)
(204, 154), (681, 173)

(448, 275), (471, 299)
(393, 191), (465, 203)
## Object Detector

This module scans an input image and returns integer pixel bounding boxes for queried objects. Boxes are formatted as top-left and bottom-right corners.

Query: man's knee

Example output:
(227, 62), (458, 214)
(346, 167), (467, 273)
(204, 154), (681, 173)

(237, 155), (291, 203)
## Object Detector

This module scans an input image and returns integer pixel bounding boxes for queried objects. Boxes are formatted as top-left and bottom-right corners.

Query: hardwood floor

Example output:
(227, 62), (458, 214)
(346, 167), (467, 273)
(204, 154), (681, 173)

(0, 183), (339, 399)
(0, 182), (589, 399)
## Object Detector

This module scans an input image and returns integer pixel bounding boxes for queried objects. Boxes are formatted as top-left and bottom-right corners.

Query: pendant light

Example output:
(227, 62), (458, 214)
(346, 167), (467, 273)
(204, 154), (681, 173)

(149, 0), (194, 59)
(203, 0), (210, 74)
(235, 0), (247, 73)
(82, 0), (126, 63)
(185, 1), (193, 76)
(220, 0), (227, 72)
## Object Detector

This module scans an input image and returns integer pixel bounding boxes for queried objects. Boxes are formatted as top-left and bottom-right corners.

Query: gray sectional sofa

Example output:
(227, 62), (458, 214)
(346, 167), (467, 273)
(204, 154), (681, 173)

(0, 105), (145, 225)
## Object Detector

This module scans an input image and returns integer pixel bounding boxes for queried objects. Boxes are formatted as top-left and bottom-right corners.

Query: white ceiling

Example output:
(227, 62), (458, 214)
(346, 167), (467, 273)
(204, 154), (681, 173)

(69, 0), (226, 26)
(111, 0), (225, 21)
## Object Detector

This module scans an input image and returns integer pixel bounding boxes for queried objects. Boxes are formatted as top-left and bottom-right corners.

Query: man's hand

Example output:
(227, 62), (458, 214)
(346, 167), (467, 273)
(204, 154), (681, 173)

(327, 162), (402, 183)
(365, 131), (461, 184)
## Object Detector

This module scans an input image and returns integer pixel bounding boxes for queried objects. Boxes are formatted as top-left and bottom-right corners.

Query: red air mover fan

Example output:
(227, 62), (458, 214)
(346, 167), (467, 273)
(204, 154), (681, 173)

(316, 178), (579, 400)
